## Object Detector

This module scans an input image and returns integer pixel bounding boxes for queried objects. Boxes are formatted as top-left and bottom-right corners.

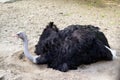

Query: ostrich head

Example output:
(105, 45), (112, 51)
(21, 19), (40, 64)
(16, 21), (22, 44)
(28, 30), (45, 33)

(16, 32), (27, 41)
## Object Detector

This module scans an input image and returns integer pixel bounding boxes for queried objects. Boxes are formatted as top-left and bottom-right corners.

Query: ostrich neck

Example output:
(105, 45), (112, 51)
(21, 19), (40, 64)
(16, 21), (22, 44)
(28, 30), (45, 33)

(23, 38), (34, 62)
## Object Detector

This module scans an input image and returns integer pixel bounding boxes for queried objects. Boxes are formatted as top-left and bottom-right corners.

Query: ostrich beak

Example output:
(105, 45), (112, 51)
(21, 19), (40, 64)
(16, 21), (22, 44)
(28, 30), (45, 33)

(12, 34), (19, 39)
(16, 34), (19, 38)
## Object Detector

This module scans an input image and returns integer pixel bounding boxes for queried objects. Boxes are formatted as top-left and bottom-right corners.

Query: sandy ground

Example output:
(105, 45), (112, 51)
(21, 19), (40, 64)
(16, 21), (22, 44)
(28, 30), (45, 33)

(0, 0), (120, 80)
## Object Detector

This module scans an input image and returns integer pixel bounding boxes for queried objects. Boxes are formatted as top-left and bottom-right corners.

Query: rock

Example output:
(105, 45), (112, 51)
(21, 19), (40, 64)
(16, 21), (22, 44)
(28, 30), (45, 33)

(19, 52), (25, 60)
(0, 0), (20, 3)
(0, 74), (5, 80)
(0, 76), (4, 80)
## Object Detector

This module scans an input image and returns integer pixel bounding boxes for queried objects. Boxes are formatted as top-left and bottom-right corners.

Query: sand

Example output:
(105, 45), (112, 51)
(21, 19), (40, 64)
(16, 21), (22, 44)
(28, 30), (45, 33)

(0, 0), (120, 80)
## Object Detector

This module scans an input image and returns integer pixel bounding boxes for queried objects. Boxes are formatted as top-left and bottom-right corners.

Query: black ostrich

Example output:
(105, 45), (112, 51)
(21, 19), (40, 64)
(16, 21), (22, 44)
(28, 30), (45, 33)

(17, 22), (116, 72)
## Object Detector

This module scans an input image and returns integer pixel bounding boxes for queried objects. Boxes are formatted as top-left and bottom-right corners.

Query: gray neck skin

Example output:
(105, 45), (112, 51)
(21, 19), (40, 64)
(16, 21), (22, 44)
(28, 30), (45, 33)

(22, 37), (39, 63)
(23, 38), (33, 62)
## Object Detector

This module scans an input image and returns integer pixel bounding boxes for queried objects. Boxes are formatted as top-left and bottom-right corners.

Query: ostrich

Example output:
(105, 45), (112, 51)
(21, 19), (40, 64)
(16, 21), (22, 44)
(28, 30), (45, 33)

(17, 22), (116, 72)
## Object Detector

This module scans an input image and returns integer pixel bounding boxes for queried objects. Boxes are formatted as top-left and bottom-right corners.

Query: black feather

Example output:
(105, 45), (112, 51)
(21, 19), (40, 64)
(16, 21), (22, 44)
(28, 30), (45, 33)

(34, 22), (112, 72)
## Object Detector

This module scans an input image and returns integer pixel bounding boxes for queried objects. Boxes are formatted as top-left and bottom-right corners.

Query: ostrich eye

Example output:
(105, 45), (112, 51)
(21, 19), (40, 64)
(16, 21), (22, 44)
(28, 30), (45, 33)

(17, 34), (20, 36)
(35, 45), (38, 47)
(17, 33), (23, 38)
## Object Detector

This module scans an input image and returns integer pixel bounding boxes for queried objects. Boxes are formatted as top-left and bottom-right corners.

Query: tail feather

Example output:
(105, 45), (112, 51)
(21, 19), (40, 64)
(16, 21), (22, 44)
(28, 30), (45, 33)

(105, 46), (117, 59)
